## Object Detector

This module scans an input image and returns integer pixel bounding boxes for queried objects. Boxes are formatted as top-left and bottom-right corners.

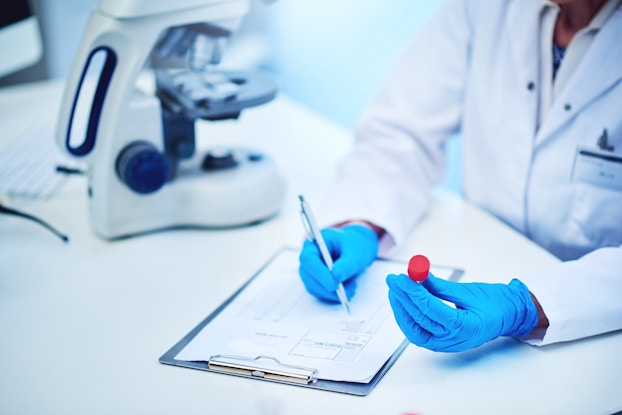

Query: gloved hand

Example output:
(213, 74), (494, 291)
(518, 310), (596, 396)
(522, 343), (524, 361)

(299, 224), (379, 303)
(386, 273), (539, 352)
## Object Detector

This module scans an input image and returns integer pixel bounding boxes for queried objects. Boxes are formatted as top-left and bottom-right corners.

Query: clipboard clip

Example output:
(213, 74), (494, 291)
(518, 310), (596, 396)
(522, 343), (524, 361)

(208, 354), (319, 385)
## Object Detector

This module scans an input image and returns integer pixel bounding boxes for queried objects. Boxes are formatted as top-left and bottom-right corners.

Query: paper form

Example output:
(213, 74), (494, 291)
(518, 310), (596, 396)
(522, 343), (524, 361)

(175, 249), (457, 383)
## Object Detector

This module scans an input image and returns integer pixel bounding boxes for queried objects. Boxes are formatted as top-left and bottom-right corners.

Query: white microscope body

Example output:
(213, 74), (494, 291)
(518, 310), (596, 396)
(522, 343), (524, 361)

(55, 0), (286, 239)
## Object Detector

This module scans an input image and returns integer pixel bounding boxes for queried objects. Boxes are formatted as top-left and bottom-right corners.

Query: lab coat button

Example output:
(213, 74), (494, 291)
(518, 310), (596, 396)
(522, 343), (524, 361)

(526, 82), (535, 91)
(564, 103), (572, 111)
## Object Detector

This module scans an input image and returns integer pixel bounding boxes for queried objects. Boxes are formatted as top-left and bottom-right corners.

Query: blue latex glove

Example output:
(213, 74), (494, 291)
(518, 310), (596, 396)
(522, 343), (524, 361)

(299, 224), (379, 302)
(386, 273), (539, 352)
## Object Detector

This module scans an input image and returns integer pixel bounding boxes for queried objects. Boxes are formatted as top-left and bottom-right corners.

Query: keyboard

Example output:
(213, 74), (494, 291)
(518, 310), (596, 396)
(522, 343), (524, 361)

(0, 120), (78, 199)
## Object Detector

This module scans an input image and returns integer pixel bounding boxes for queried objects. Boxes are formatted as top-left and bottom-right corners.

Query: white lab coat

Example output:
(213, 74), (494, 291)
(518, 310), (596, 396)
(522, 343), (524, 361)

(318, 0), (622, 345)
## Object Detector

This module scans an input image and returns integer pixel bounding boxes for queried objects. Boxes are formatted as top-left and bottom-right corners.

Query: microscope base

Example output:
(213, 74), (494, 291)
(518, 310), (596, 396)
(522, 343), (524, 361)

(88, 147), (286, 239)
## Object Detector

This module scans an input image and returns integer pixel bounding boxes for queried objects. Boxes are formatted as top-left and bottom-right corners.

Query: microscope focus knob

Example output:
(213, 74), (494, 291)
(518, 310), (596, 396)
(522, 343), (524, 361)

(116, 142), (169, 194)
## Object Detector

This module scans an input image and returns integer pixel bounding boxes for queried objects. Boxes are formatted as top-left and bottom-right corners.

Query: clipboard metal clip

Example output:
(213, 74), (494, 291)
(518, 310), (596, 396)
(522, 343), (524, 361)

(208, 354), (319, 385)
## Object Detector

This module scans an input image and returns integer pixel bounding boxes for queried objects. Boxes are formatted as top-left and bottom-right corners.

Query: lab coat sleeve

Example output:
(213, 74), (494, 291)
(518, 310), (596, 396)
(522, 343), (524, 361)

(316, 0), (474, 253)
(520, 244), (622, 345)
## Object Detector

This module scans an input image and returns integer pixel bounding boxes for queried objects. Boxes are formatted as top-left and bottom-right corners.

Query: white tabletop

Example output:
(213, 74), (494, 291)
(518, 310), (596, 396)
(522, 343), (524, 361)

(1, 80), (621, 415)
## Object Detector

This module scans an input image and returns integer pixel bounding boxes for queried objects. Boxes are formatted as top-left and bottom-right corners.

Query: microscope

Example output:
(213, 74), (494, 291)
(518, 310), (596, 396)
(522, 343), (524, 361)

(55, 0), (286, 239)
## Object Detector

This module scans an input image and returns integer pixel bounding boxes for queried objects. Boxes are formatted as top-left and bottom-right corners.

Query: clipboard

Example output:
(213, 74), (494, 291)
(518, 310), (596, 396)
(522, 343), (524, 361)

(159, 247), (464, 396)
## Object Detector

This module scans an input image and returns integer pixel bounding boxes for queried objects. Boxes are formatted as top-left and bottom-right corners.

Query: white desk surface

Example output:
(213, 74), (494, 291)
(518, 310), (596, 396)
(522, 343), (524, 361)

(1, 80), (621, 415)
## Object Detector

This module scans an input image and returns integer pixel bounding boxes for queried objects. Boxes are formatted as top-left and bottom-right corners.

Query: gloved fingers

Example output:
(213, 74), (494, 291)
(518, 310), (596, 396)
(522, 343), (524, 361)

(299, 240), (339, 301)
(328, 225), (378, 283)
(390, 287), (477, 352)
(388, 290), (433, 346)
(319, 228), (343, 256)
(299, 239), (335, 285)
(300, 270), (358, 303)
(298, 266), (357, 303)
(434, 337), (481, 353)
(299, 238), (322, 265)
(308, 227), (356, 284)
(422, 274), (479, 309)
(299, 266), (340, 302)
(386, 274), (457, 337)
(389, 282), (483, 352)
(388, 274), (461, 325)
(332, 255), (363, 284)
(343, 278), (358, 300)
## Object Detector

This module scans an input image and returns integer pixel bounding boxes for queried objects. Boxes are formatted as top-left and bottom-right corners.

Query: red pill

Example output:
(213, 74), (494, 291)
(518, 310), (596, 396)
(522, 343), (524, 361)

(408, 254), (430, 282)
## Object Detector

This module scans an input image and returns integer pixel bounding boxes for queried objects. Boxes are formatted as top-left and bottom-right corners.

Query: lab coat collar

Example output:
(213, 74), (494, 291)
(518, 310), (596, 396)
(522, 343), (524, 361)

(506, 0), (541, 132)
(507, 0), (541, 88)
(536, 5), (622, 145)
(539, 0), (621, 30)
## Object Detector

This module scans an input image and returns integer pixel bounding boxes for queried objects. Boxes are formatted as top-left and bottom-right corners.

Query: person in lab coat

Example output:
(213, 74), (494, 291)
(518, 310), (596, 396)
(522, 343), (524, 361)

(298, 0), (622, 351)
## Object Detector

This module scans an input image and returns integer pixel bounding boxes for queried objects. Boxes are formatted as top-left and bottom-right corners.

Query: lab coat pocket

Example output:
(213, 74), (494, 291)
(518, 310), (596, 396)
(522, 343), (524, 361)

(568, 182), (622, 248)
(571, 146), (622, 191)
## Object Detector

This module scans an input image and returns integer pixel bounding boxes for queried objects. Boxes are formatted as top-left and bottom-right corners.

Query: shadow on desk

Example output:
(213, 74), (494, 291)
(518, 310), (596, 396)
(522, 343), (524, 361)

(427, 328), (622, 370)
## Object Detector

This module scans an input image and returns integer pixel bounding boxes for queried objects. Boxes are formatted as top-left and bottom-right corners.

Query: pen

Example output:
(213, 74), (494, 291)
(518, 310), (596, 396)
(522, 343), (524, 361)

(298, 195), (351, 314)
